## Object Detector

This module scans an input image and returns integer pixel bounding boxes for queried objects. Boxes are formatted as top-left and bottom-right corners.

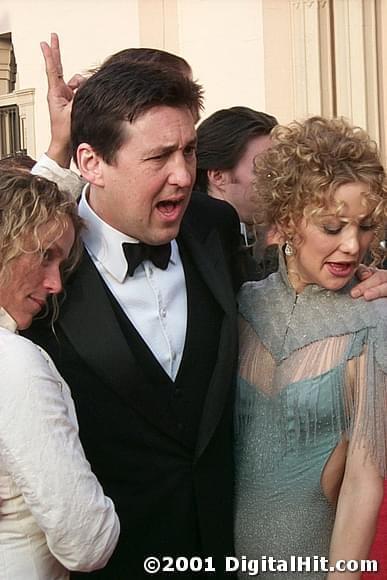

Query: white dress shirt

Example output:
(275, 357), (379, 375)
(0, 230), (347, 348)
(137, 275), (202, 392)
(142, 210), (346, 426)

(0, 308), (119, 579)
(79, 186), (187, 380)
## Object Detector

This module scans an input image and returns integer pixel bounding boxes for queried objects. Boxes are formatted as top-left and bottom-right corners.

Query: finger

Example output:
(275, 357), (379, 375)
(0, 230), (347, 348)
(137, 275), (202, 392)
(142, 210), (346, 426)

(351, 270), (387, 298)
(40, 41), (60, 88)
(356, 264), (374, 281)
(363, 283), (387, 301)
(67, 73), (87, 90)
(351, 283), (367, 298)
(50, 32), (64, 77)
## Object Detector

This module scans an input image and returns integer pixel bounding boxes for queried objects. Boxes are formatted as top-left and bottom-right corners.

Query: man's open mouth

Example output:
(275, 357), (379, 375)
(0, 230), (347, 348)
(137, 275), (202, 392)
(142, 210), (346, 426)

(156, 197), (186, 219)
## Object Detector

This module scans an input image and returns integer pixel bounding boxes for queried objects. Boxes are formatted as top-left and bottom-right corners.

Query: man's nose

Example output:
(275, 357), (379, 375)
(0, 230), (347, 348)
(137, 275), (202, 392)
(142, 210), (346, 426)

(168, 156), (194, 188)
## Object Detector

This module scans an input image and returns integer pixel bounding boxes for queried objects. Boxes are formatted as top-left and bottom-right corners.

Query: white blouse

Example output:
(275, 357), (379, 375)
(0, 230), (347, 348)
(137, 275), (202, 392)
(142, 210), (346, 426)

(0, 309), (119, 579)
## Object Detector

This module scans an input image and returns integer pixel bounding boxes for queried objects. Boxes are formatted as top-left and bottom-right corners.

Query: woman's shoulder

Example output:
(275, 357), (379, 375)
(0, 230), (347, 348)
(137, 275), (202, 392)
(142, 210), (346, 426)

(237, 273), (282, 313)
(351, 294), (387, 337)
(0, 328), (54, 385)
(238, 274), (279, 298)
(366, 295), (387, 320)
(0, 327), (43, 357)
(365, 296), (387, 372)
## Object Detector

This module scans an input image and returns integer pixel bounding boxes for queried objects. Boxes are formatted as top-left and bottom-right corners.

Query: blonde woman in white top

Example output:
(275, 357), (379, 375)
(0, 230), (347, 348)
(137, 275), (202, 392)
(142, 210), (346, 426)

(0, 170), (119, 579)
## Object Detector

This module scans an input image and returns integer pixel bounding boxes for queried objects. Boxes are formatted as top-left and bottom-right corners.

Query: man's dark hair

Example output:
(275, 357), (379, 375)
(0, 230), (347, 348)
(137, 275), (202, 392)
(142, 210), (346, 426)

(194, 106), (278, 192)
(99, 47), (192, 78)
(71, 60), (203, 164)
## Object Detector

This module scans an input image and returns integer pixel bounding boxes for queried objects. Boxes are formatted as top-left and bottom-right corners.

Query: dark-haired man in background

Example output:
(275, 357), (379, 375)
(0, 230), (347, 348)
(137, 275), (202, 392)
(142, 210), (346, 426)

(195, 106), (279, 280)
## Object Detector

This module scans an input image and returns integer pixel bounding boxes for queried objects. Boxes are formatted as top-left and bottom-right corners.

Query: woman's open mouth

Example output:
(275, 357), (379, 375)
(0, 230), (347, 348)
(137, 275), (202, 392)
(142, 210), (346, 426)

(326, 262), (356, 277)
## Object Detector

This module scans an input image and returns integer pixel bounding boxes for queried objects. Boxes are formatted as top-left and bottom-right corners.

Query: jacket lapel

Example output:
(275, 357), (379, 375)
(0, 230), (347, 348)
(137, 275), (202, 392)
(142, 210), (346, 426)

(179, 222), (235, 317)
(59, 223), (237, 457)
(179, 223), (237, 459)
(58, 252), (190, 446)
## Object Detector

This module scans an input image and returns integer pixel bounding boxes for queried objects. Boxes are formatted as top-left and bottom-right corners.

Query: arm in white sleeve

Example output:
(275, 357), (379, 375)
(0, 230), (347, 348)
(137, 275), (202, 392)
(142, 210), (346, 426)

(32, 153), (85, 199)
(0, 331), (120, 571)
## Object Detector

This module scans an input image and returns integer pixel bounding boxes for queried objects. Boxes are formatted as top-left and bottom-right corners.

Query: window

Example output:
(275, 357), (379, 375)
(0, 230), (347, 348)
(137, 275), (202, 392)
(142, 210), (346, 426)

(0, 33), (17, 95)
(0, 32), (35, 159)
(0, 104), (24, 158)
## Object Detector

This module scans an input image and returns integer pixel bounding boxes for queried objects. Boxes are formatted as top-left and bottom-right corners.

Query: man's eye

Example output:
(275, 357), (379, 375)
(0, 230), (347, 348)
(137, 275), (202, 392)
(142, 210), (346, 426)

(149, 152), (168, 161)
(184, 147), (196, 158)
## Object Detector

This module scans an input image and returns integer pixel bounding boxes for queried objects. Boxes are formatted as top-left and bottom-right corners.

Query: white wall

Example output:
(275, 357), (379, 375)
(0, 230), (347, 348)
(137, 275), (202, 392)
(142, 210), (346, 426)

(2, 0), (384, 161)
(178, 0), (266, 118)
(0, 0), (268, 157)
(0, 0), (140, 156)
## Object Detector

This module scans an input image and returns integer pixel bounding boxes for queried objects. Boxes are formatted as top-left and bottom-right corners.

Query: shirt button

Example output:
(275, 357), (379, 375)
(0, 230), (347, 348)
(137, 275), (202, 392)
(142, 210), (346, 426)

(160, 308), (166, 318)
(174, 387), (181, 398)
(148, 266), (153, 276)
(177, 422), (183, 430)
(172, 352), (177, 361)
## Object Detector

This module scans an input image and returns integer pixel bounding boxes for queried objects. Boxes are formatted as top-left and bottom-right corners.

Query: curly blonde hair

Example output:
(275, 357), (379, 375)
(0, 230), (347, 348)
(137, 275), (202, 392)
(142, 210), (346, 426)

(0, 170), (83, 290)
(254, 116), (387, 264)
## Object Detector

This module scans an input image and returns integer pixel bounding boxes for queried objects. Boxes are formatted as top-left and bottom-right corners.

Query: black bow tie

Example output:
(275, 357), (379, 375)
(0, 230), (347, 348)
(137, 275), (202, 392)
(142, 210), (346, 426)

(123, 242), (171, 277)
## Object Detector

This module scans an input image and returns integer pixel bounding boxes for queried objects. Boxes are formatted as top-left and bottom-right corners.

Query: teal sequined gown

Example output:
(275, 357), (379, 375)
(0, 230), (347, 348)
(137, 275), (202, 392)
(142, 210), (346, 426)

(234, 258), (387, 579)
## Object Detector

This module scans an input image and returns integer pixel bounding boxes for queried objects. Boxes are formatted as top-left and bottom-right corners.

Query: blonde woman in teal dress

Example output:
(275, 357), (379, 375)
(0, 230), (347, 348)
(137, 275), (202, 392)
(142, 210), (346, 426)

(235, 117), (387, 579)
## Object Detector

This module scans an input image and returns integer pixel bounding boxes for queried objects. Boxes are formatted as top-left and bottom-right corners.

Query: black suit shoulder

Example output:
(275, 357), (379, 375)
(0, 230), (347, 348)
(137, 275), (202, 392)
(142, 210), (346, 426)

(187, 191), (248, 291)
(186, 190), (240, 243)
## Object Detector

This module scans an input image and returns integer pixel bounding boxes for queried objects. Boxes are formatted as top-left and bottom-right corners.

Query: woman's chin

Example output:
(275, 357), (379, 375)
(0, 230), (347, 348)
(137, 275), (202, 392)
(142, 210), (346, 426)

(16, 317), (32, 331)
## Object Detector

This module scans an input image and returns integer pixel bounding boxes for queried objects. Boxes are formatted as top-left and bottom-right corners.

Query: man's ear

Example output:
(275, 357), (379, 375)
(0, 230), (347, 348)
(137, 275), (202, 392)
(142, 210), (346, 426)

(274, 222), (286, 245)
(77, 143), (105, 187)
(266, 224), (282, 245)
(207, 169), (231, 193)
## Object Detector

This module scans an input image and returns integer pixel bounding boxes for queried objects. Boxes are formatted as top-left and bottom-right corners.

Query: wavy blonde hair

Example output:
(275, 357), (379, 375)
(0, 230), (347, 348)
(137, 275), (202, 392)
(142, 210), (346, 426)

(254, 116), (387, 264)
(0, 171), (83, 315)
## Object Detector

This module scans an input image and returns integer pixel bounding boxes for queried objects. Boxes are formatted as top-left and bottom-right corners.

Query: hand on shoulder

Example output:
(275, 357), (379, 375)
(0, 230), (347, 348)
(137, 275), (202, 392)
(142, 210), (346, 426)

(351, 266), (387, 300)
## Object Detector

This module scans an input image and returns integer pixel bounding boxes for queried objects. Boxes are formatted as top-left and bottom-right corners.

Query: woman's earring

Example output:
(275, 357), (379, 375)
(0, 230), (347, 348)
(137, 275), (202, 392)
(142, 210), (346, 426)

(284, 241), (293, 256)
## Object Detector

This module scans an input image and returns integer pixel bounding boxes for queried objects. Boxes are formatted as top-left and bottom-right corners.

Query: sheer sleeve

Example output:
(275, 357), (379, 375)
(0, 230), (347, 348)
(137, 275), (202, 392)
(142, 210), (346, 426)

(344, 298), (387, 476)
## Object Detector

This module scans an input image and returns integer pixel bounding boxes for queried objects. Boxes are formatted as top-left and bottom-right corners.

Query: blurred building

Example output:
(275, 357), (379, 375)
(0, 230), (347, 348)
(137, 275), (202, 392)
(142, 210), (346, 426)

(1, 0), (387, 162)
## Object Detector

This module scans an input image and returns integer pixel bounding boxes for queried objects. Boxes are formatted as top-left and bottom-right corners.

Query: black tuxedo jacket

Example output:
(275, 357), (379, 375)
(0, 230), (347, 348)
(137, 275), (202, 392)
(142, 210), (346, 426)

(26, 193), (241, 579)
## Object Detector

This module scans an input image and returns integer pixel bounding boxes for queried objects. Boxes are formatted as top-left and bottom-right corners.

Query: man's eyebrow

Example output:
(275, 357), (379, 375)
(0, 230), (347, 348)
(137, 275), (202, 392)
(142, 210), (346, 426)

(187, 137), (198, 148)
(146, 145), (175, 157)
(146, 138), (197, 157)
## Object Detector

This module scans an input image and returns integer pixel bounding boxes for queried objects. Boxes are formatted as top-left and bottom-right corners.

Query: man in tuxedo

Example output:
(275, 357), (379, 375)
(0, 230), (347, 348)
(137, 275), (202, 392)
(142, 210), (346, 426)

(27, 59), (241, 578)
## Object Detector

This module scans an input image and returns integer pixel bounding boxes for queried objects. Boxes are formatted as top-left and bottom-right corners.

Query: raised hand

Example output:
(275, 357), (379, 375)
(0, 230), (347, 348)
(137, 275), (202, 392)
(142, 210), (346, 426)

(41, 33), (86, 167)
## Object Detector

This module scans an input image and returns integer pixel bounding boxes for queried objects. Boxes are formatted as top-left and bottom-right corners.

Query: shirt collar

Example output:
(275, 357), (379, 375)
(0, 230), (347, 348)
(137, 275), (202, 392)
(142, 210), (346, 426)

(0, 308), (18, 333)
(79, 184), (177, 282)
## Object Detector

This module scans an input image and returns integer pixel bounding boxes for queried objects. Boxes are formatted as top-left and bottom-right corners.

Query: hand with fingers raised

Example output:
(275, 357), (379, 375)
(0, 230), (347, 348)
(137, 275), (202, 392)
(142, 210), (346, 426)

(41, 33), (86, 168)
